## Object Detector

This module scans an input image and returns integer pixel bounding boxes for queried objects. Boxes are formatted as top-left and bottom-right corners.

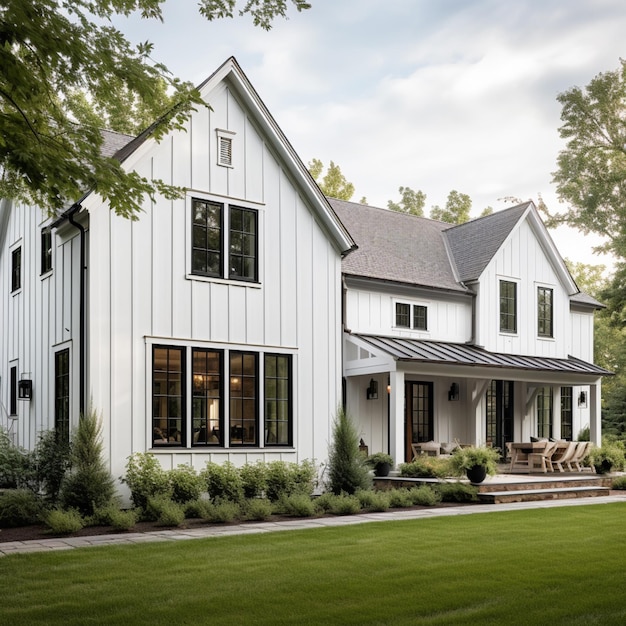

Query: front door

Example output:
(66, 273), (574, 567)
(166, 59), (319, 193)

(486, 380), (514, 454)
(405, 381), (433, 462)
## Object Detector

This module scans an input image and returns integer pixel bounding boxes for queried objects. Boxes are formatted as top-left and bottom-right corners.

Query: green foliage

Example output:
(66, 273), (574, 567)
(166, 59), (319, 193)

(44, 509), (85, 534)
(365, 452), (394, 470)
(265, 460), (316, 502)
(243, 498), (273, 521)
(122, 452), (171, 510)
(90, 505), (137, 531)
(201, 500), (241, 524)
(590, 439), (625, 473)
(388, 488), (414, 508)
(60, 409), (115, 516)
(322, 493), (362, 516)
(449, 446), (500, 476)
(611, 476), (626, 490)
(184, 499), (214, 520)
(436, 482), (479, 502)
(33, 429), (72, 504)
(407, 485), (441, 506)
(275, 493), (317, 517)
(201, 461), (244, 503)
(198, 0), (312, 31)
(388, 186), (426, 216)
(429, 190), (472, 224)
(0, 489), (43, 527)
(356, 489), (390, 512)
(326, 406), (372, 495)
(577, 426), (591, 441)
(239, 461), (268, 499)
(0, 428), (33, 489)
(144, 495), (185, 526)
(168, 464), (203, 504)
(399, 456), (452, 478)
(308, 158), (355, 200)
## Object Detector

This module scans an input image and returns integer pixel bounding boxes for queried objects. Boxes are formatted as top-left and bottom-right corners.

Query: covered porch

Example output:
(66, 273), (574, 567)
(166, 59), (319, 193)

(344, 333), (610, 466)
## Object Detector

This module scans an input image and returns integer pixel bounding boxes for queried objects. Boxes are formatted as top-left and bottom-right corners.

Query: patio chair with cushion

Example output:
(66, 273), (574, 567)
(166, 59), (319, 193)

(528, 440), (558, 473)
(567, 441), (594, 472)
(550, 441), (577, 472)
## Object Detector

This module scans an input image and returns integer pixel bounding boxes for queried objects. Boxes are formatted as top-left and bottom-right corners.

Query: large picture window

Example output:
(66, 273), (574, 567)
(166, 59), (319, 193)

(538, 286), (553, 337)
(191, 198), (258, 282)
(152, 346), (185, 446)
(55, 350), (70, 442)
(264, 354), (292, 446)
(499, 280), (517, 333)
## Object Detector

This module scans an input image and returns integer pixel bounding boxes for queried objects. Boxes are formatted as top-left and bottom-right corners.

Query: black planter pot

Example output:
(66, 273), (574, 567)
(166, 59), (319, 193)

(374, 462), (392, 477)
(466, 464), (487, 484)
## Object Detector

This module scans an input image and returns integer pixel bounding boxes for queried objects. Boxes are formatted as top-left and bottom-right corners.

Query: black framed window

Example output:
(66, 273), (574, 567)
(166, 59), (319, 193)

(538, 287), (553, 337)
(413, 305), (427, 331)
(152, 346), (185, 446)
(537, 386), (553, 439)
(192, 199), (223, 277)
(9, 365), (17, 416)
(395, 303), (410, 328)
(229, 352), (258, 446)
(192, 348), (222, 446)
(264, 354), (292, 446)
(41, 229), (53, 274)
(11, 247), (21, 292)
(561, 387), (573, 441)
(229, 206), (257, 281)
(499, 280), (517, 333)
(55, 350), (70, 442)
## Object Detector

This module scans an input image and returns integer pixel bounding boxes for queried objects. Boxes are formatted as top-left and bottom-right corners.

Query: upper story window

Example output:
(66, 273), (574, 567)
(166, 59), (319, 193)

(537, 286), (553, 338)
(395, 302), (428, 331)
(11, 246), (21, 292)
(191, 198), (258, 283)
(499, 280), (517, 333)
(41, 229), (53, 275)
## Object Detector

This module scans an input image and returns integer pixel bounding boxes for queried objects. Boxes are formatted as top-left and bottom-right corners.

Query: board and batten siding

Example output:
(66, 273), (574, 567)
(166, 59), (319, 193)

(86, 79), (344, 482)
(476, 219), (571, 358)
(345, 286), (472, 343)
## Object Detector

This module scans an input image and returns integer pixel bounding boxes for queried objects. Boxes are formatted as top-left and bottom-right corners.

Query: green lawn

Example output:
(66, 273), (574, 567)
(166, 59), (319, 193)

(2, 503), (626, 625)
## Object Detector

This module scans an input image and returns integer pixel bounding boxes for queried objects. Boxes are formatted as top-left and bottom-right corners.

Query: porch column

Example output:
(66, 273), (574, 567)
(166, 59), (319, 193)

(388, 370), (405, 466)
(589, 379), (602, 446)
(552, 386), (562, 440)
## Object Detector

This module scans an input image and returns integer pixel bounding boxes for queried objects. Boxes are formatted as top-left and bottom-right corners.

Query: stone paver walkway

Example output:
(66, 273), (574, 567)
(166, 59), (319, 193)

(2, 494), (626, 557)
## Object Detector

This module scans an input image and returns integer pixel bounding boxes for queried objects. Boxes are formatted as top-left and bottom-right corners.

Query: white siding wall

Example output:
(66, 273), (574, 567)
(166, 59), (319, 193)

(345, 286), (472, 342)
(87, 80), (343, 483)
(476, 220), (571, 357)
(569, 310), (594, 362)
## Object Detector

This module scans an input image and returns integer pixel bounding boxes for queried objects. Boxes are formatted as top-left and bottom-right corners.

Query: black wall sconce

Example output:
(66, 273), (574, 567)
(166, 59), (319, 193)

(366, 378), (378, 400)
(18, 379), (33, 401)
(578, 391), (587, 407)
(448, 382), (459, 401)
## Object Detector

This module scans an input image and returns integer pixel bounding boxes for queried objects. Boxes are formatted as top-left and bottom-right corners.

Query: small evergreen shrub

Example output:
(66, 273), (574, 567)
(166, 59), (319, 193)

(408, 485), (441, 506)
(0, 429), (34, 490)
(244, 498), (273, 521)
(108, 508), (138, 531)
(611, 476), (626, 490)
(202, 500), (241, 523)
(399, 456), (452, 478)
(201, 462), (244, 503)
(155, 500), (186, 527)
(33, 429), (71, 504)
(326, 406), (372, 495)
(0, 489), (43, 527)
(184, 498), (213, 519)
(313, 491), (336, 514)
(356, 489), (390, 512)
(577, 426), (590, 441)
(44, 509), (84, 534)
(169, 464), (203, 504)
(328, 493), (362, 515)
(144, 495), (175, 522)
(436, 482), (479, 502)
(240, 462), (268, 499)
(388, 488), (414, 508)
(122, 452), (171, 509)
(276, 493), (316, 517)
(265, 460), (316, 502)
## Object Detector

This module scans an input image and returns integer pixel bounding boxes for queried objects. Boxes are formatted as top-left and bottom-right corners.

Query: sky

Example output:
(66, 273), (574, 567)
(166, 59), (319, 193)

(114, 0), (626, 270)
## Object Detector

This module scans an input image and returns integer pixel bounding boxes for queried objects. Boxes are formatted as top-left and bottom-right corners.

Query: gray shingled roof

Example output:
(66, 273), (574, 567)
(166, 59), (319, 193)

(329, 198), (467, 293)
(444, 202), (531, 283)
(100, 129), (135, 158)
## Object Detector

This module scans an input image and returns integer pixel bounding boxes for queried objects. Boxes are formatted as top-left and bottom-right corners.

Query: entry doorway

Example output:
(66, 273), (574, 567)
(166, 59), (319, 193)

(404, 381), (433, 462)
(486, 380), (514, 454)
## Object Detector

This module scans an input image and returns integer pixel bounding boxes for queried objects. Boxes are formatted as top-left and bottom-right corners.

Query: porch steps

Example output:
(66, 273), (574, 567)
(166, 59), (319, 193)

(477, 476), (612, 504)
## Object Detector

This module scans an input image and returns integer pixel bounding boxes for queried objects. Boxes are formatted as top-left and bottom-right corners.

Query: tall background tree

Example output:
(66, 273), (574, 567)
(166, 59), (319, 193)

(308, 159), (355, 200)
(387, 186), (427, 216)
(430, 189), (472, 224)
(0, 0), (312, 219)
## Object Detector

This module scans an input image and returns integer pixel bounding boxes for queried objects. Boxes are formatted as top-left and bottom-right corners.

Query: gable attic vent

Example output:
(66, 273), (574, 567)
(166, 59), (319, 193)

(216, 129), (236, 167)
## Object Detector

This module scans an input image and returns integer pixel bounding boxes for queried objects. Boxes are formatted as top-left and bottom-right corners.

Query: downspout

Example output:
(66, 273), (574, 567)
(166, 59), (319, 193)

(68, 210), (86, 417)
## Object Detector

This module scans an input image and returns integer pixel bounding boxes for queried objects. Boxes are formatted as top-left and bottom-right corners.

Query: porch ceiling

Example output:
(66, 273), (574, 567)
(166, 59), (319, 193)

(350, 333), (612, 377)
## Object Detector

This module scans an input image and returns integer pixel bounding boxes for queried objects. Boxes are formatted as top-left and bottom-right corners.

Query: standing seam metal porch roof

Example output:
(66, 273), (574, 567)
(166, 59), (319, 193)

(351, 333), (612, 376)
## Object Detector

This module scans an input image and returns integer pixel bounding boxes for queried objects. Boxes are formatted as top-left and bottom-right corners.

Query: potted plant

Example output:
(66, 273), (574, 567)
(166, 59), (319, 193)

(450, 446), (500, 484)
(366, 452), (394, 477)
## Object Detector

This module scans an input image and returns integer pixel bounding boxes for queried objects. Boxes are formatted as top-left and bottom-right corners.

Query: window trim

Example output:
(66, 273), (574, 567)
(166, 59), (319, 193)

(41, 228), (53, 276)
(11, 245), (21, 293)
(537, 285), (554, 338)
(499, 279), (518, 334)
(9, 364), (17, 416)
(152, 345), (186, 448)
(229, 351), (259, 447)
(191, 347), (224, 447)
(54, 349), (70, 442)
(394, 300), (429, 331)
(264, 353), (293, 447)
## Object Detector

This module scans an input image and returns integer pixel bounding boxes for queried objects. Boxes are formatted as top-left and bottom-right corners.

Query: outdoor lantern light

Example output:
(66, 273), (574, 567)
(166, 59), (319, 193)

(448, 382), (459, 401)
(578, 391), (587, 407)
(366, 378), (378, 400)
(18, 379), (32, 400)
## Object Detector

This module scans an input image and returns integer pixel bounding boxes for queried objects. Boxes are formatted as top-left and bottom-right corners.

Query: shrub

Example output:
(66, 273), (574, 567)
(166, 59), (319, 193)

(122, 452), (171, 510)
(201, 462), (244, 503)
(313, 491), (336, 514)
(60, 409), (115, 516)
(244, 498), (273, 521)
(201, 500), (241, 523)
(326, 406), (372, 495)
(388, 488), (414, 508)
(399, 456), (452, 478)
(356, 489), (390, 512)
(90, 505), (138, 531)
(0, 428), (34, 490)
(327, 493), (362, 515)
(408, 485), (441, 507)
(184, 499), (213, 519)
(265, 460), (316, 502)
(590, 439), (625, 474)
(156, 501), (186, 527)
(44, 509), (84, 534)
(240, 462), (268, 499)
(0, 489), (43, 527)
(577, 426), (590, 441)
(169, 464), (203, 504)
(450, 446), (500, 476)
(611, 476), (626, 490)
(436, 482), (479, 502)
(276, 493), (316, 517)
(33, 429), (71, 504)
